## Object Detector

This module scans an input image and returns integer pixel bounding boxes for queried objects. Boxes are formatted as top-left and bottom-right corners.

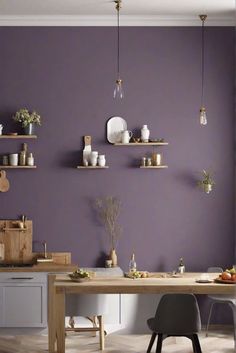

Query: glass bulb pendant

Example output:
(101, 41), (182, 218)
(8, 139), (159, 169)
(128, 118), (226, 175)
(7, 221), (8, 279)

(200, 107), (207, 126)
(114, 79), (124, 99)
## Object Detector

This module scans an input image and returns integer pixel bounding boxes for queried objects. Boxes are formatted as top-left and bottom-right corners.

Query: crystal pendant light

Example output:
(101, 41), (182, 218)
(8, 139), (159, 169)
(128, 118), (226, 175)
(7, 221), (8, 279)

(199, 14), (207, 126)
(113, 0), (124, 99)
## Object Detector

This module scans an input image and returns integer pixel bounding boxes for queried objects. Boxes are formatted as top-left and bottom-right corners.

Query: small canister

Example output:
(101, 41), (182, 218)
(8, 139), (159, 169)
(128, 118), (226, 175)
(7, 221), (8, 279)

(2, 155), (8, 166)
(141, 157), (146, 167)
(152, 153), (162, 166)
(147, 158), (152, 166)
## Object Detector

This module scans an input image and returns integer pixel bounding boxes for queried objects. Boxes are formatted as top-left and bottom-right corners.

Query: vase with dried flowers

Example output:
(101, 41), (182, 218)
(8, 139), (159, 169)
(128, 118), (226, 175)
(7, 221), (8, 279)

(95, 196), (122, 267)
(198, 170), (215, 194)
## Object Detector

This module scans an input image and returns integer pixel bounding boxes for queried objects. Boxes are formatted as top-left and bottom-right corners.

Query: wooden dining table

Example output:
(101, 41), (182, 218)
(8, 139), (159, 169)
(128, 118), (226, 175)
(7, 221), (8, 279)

(48, 272), (236, 353)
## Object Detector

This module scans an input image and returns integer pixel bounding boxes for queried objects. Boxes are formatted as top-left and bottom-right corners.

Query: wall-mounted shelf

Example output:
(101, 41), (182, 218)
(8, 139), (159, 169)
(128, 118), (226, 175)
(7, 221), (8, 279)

(0, 166), (37, 169)
(77, 166), (109, 169)
(140, 166), (168, 169)
(113, 142), (168, 146)
(1, 228), (27, 232)
(0, 135), (37, 139)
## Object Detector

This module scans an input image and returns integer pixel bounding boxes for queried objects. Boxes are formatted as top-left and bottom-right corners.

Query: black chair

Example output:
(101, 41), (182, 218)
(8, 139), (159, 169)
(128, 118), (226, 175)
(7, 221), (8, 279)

(146, 293), (202, 353)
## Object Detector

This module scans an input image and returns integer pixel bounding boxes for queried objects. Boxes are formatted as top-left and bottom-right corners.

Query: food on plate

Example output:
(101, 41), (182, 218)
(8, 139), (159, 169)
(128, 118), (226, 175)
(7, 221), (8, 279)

(71, 269), (90, 279)
(219, 267), (236, 282)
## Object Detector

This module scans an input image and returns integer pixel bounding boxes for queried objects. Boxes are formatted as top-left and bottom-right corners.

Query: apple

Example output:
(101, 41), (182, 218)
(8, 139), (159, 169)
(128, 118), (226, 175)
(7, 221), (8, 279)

(221, 271), (232, 280)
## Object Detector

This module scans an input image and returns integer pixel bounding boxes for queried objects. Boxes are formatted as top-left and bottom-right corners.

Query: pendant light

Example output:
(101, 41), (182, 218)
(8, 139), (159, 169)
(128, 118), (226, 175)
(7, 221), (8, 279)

(199, 14), (207, 126)
(113, 0), (124, 99)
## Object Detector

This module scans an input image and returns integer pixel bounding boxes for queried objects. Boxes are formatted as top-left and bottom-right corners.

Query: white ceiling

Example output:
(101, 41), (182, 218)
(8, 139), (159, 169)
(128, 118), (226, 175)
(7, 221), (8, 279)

(0, 0), (234, 26)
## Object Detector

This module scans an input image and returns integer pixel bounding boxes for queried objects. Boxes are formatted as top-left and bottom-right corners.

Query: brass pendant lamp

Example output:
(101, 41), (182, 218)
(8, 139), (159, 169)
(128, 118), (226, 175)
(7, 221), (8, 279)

(113, 0), (124, 99)
(199, 14), (207, 126)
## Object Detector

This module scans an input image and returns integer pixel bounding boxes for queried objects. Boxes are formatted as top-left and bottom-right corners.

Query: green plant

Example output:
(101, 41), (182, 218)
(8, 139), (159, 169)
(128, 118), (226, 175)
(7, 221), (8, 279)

(95, 196), (122, 250)
(13, 108), (41, 127)
(198, 170), (215, 186)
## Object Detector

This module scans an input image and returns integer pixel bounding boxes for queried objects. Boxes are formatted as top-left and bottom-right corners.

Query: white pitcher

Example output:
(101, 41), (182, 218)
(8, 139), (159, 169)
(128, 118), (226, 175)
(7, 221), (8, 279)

(121, 130), (133, 144)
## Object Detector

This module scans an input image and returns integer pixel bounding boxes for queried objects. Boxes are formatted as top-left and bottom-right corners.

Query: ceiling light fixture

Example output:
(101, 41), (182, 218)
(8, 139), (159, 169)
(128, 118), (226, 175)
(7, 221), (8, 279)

(199, 14), (207, 126)
(113, 0), (124, 100)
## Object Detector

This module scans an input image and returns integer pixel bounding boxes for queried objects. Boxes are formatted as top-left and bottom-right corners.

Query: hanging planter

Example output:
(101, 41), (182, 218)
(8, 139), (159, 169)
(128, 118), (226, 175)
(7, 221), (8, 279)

(198, 170), (215, 194)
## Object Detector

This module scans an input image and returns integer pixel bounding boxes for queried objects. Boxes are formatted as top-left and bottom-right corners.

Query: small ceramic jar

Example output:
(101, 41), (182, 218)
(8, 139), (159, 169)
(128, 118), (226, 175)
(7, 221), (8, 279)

(98, 155), (106, 167)
(27, 153), (34, 166)
(9, 153), (18, 166)
(90, 151), (98, 166)
(141, 125), (150, 142)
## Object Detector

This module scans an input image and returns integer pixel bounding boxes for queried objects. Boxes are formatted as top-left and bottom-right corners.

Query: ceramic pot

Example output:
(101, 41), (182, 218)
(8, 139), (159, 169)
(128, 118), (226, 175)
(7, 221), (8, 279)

(90, 151), (98, 166)
(98, 155), (106, 167)
(9, 154), (18, 166)
(24, 123), (35, 135)
(110, 248), (118, 267)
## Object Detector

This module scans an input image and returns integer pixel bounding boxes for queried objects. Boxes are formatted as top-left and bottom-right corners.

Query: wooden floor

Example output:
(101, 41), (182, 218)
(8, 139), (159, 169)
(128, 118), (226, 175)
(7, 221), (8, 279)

(0, 330), (233, 353)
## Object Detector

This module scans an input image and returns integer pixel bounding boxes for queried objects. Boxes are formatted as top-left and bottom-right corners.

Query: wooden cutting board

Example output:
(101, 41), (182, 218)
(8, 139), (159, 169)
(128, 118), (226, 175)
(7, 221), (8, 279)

(0, 220), (32, 263)
(0, 171), (10, 192)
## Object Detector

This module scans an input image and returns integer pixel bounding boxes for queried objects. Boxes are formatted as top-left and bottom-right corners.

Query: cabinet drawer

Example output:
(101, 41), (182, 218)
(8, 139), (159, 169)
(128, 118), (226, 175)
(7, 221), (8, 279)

(0, 272), (47, 283)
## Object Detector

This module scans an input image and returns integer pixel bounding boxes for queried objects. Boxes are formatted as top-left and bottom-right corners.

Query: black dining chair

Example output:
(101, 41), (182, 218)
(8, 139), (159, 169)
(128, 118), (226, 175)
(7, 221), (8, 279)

(146, 293), (202, 353)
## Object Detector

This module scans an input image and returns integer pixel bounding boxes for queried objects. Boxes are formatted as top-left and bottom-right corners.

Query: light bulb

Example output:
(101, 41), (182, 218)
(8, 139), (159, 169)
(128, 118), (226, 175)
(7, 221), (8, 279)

(113, 79), (124, 99)
(200, 107), (207, 126)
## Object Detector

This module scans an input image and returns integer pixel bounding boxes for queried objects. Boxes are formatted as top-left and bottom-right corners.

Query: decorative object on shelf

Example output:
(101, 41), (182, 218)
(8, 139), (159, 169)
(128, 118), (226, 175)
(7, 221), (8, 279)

(2, 156), (8, 166)
(199, 15), (207, 126)
(152, 152), (162, 166)
(141, 157), (146, 167)
(83, 135), (92, 166)
(198, 169), (215, 194)
(9, 153), (18, 166)
(141, 125), (150, 142)
(105, 259), (112, 268)
(0, 171), (10, 192)
(95, 196), (122, 267)
(121, 130), (133, 144)
(113, 0), (124, 99)
(0, 124), (3, 135)
(98, 154), (106, 167)
(147, 158), (152, 166)
(27, 153), (34, 166)
(90, 151), (98, 166)
(13, 108), (41, 135)
(106, 116), (127, 143)
(19, 143), (27, 166)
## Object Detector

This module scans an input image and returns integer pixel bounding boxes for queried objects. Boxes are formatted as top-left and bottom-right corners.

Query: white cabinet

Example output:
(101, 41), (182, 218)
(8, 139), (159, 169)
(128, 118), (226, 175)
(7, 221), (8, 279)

(0, 273), (47, 328)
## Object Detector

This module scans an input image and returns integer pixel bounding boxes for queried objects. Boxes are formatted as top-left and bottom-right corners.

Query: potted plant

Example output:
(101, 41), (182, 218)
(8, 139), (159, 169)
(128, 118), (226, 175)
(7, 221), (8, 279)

(13, 108), (41, 135)
(198, 170), (215, 194)
(95, 196), (122, 266)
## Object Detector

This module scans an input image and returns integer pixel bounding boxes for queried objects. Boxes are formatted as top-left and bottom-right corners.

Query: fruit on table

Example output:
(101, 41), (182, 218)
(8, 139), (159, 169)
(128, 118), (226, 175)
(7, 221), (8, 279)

(221, 271), (232, 280)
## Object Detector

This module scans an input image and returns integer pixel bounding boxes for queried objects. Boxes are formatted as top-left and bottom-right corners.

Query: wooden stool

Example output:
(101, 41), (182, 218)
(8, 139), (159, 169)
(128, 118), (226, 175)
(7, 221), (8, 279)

(65, 315), (105, 350)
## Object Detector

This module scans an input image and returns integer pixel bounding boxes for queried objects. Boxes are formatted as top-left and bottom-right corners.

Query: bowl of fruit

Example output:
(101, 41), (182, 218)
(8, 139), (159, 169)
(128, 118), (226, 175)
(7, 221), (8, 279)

(69, 269), (91, 282)
(125, 271), (149, 279)
(215, 267), (236, 284)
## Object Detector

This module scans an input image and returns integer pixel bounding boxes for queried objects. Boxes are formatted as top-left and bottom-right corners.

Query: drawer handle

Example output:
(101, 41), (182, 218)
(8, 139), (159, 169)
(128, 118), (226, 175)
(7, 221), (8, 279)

(10, 277), (34, 280)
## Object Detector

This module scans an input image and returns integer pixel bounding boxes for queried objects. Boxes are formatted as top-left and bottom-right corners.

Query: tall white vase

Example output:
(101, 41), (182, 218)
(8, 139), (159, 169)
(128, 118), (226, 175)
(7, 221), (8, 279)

(141, 125), (150, 142)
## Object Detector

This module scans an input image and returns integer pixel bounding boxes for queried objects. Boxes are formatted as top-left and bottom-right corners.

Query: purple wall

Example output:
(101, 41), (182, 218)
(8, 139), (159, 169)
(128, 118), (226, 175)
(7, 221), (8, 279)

(0, 27), (234, 276)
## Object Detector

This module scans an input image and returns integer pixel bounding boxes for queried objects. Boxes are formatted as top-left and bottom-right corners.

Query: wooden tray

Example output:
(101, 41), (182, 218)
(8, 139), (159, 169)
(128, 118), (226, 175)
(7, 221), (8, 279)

(215, 278), (236, 284)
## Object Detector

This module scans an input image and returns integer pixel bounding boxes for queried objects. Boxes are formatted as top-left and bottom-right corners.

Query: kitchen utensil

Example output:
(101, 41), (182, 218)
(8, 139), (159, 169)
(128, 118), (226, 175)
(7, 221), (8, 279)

(0, 171), (10, 192)
(83, 136), (92, 165)
(106, 116), (128, 143)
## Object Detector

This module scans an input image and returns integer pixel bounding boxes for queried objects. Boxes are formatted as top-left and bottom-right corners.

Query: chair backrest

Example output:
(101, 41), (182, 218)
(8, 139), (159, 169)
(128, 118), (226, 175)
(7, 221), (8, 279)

(153, 293), (201, 335)
(207, 267), (223, 273)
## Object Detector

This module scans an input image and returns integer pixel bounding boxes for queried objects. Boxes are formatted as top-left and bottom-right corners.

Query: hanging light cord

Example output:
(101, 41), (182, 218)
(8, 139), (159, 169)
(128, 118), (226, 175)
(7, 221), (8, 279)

(201, 17), (205, 107)
(116, 1), (121, 80)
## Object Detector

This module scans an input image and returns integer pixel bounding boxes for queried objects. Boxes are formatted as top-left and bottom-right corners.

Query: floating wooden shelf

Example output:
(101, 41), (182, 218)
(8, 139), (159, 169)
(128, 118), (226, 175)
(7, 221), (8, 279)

(0, 165), (37, 169)
(140, 165), (168, 169)
(1, 228), (27, 232)
(76, 166), (109, 169)
(0, 135), (37, 139)
(113, 142), (168, 146)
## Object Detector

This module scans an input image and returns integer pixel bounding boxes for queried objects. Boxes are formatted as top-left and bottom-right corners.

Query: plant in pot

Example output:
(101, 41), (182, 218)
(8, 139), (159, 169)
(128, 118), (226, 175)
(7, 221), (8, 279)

(13, 108), (41, 135)
(95, 196), (122, 267)
(198, 170), (215, 194)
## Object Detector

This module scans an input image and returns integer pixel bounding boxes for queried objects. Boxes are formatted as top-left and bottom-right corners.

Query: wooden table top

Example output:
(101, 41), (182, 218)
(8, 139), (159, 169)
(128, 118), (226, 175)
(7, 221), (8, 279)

(52, 272), (236, 295)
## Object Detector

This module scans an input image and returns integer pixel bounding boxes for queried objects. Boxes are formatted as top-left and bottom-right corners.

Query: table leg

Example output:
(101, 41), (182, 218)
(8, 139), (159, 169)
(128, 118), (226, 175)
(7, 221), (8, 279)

(98, 315), (105, 350)
(55, 289), (65, 353)
(48, 275), (57, 353)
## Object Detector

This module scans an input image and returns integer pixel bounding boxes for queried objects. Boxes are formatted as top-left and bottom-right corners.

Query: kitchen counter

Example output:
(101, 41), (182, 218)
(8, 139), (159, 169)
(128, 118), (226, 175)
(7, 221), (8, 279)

(0, 263), (77, 272)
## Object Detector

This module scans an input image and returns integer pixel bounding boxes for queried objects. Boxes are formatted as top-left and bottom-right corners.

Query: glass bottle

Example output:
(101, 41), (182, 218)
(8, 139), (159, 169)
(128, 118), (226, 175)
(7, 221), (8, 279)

(114, 79), (124, 99)
(200, 107), (207, 126)
(178, 257), (185, 274)
(129, 253), (137, 273)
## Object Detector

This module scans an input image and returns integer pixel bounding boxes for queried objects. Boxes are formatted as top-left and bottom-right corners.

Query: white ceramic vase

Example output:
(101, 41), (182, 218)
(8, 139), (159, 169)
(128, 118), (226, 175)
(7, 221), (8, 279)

(98, 155), (106, 167)
(141, 125), (150, 142)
